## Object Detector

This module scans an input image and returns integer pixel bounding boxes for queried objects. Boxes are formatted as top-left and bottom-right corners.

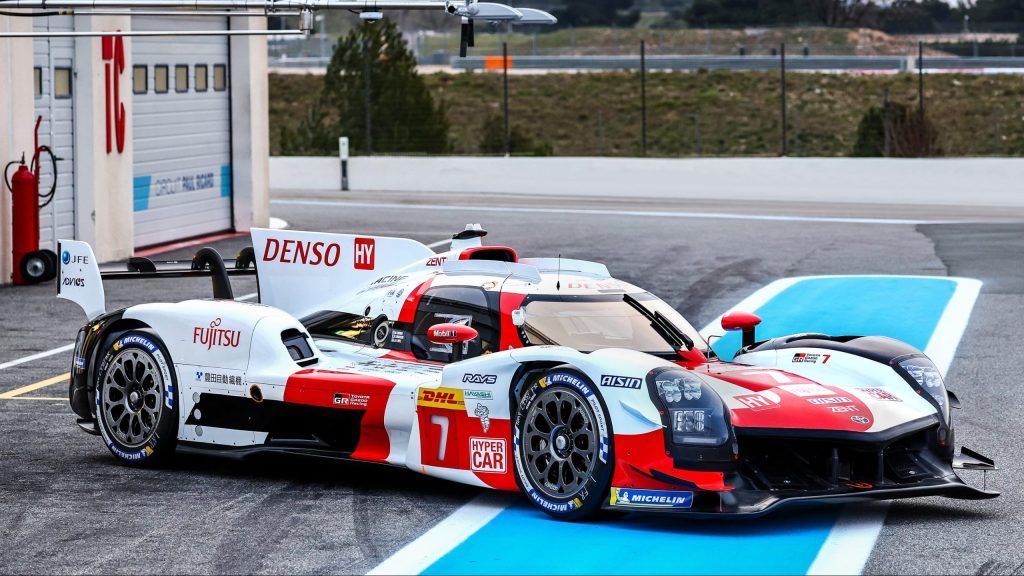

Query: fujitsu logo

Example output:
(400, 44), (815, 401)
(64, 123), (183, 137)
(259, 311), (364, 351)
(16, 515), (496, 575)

(193, 318), (241, 350)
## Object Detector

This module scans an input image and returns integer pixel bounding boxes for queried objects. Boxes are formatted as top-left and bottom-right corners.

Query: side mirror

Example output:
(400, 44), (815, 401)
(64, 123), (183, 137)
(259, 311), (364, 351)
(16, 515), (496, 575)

(428, 323), (479, 362)
(721, 311), (762, 348)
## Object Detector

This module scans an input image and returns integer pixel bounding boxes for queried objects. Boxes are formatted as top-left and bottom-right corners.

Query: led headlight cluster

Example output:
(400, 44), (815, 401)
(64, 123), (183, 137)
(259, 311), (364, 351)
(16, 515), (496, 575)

(897, 356), (949, 423)
(652, 369), (730, 446)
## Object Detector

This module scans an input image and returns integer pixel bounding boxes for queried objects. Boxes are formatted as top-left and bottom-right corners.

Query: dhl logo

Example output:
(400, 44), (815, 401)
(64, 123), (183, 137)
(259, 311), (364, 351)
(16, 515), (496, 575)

(417, 387), (465, 410)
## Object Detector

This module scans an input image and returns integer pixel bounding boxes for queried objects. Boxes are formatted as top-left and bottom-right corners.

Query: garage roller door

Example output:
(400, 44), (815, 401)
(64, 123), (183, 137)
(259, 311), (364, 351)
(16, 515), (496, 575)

(132, 15), (232, 247)
(33, 15), (76, 251)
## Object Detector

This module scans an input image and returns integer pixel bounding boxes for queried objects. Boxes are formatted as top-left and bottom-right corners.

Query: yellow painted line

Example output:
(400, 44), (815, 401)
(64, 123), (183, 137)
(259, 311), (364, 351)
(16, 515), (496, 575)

(0, 372), (70, 399)
(6, 396), (65, 401)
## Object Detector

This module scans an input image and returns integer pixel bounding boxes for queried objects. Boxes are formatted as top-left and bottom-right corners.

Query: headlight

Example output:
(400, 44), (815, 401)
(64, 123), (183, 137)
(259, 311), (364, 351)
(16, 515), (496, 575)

(897, 357), (949, 423)
(651, 369), (730, 446)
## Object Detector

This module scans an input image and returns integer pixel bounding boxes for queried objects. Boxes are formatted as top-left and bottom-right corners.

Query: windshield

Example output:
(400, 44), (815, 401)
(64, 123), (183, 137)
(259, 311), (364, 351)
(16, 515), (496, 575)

(521, 293), (708, 355)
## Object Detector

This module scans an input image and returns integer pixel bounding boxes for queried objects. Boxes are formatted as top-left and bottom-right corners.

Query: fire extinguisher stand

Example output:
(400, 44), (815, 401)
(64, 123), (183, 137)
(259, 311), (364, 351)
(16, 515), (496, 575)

(4, 115), (59, 284)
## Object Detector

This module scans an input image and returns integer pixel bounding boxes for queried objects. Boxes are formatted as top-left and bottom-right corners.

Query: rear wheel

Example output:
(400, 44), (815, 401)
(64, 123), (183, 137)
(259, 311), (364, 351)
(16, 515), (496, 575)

(95, 331), (178, 466)
(513, 367), (613, 521)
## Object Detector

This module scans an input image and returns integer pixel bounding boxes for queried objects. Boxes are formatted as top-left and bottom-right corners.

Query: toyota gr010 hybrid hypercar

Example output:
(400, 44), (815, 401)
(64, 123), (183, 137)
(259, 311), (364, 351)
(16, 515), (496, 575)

(56, 225), (997, 519)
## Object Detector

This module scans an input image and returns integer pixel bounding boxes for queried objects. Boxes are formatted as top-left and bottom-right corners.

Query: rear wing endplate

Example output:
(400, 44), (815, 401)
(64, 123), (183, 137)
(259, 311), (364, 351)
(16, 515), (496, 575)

(57, 239), (257, 320)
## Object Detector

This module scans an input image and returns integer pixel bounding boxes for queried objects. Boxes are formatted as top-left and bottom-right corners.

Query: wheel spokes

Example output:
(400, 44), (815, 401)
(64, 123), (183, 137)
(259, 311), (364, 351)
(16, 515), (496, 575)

(101, 347), (165, 449)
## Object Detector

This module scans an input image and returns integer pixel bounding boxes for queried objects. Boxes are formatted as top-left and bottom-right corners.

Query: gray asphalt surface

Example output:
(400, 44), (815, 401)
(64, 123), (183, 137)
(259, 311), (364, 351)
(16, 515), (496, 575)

(0, 190), (1021, 574)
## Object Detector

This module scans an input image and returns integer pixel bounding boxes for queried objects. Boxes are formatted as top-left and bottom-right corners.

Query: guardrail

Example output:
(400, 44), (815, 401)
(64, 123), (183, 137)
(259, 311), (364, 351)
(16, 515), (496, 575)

(449, 54), (1024, 72)
(450, 54), (913, 72)
(269, 53), (1024, 73)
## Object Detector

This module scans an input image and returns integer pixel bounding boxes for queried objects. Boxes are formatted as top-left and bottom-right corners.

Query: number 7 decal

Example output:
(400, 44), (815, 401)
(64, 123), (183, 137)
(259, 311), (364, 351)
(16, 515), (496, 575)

(430, 414), (449, 461)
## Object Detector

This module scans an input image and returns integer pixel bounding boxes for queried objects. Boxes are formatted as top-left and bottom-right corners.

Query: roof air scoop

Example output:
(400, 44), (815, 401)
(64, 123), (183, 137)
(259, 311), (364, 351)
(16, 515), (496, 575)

(453, 223), (488, 241)
(450, 223), (488, 252)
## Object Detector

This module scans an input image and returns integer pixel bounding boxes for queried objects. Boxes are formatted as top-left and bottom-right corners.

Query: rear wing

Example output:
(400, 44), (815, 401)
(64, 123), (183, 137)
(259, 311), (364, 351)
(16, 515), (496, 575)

(57, 239), (257, 320)
(58, 228), (438, 320)
(250, 228), (435, 318)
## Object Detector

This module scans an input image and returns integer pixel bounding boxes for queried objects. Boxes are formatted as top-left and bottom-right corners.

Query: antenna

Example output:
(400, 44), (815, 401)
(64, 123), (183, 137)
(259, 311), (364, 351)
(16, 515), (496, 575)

(556, 254), (561, 291)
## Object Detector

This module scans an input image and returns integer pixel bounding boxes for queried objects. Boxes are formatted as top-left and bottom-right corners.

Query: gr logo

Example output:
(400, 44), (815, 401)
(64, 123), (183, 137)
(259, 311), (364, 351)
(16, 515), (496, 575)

(463, 373), (497, 385)
(600, 375), (642, 389)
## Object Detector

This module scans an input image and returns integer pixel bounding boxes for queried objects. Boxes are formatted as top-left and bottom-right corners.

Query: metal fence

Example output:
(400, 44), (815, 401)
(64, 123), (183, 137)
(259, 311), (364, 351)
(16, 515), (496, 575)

(268, 35), (1024, 158)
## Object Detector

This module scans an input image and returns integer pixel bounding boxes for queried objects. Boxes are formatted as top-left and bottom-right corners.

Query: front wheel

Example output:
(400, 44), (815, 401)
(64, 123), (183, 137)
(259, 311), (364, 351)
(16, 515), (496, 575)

(513, 367), (613, 521)
(95, 331), (178, 466)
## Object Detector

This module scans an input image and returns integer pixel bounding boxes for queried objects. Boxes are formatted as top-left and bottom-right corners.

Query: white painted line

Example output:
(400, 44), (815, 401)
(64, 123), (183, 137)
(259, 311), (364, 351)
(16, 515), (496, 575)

(808, 503), (890, 576)
(699, 276), (802, 339)
(923, 278), (982, 376)
(0, 344), (74, 371)
(271, 199), (945, 226)
(368, 492), (513, 575)
(806, 276), (982, 576)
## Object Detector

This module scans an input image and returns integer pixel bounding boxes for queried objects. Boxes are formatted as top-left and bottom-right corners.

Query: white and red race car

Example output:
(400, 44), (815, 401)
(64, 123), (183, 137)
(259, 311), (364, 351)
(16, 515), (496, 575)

(57, 225), (997, 519)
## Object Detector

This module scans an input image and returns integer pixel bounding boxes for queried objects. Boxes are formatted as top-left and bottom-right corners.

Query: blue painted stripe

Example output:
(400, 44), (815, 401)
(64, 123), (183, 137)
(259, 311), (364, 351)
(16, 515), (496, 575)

(425, 276), (959, 576)
(220, 164), (232, 198)
(133, 175), (151, 212)
(713, 276), (957, 361)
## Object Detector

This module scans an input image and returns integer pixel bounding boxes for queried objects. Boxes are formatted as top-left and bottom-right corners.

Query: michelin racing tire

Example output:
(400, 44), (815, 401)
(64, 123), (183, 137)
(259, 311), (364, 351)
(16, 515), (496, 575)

(95, 330), (178, 466)
(513, 367), (613, 521)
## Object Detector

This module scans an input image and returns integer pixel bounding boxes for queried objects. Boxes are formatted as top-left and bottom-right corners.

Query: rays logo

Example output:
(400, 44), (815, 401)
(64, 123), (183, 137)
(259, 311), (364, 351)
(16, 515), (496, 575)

(463, 373), (497, 385)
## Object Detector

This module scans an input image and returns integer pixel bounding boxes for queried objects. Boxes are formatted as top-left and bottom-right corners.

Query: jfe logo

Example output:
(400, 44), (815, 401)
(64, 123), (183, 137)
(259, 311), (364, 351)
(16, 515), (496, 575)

(354, 237), (375, 270)
(62, 251), (89, 265)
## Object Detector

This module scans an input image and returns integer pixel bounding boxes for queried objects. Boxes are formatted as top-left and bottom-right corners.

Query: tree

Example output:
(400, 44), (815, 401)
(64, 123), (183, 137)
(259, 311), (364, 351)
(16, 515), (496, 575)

(852, 102), (941, 158)
(554, 0), (640, 27)
(810, 0), (878, 28)
(318, 18), (449, 155)
(478, 115), (552, 156)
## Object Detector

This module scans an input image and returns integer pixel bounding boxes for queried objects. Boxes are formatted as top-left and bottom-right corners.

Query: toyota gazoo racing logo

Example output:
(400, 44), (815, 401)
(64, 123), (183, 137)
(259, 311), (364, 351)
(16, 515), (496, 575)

(193, 318), (241, 350)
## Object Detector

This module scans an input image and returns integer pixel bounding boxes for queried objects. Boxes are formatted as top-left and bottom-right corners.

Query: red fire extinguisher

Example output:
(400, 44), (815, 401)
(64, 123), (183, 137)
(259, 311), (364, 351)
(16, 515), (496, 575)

(4, 116), (59, 284)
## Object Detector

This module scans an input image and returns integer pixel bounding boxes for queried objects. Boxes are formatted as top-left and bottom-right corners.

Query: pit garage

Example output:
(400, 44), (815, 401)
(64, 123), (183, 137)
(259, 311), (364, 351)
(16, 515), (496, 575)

(132, 15), (233, 246)
(32, 14), (75, 254)
(1, 11), (268, 282)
